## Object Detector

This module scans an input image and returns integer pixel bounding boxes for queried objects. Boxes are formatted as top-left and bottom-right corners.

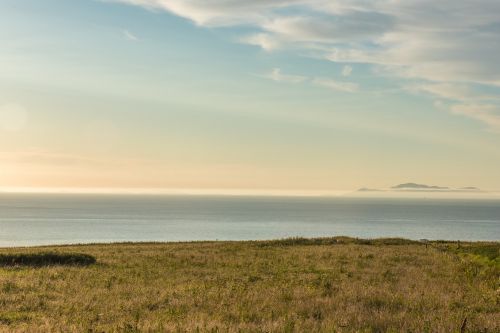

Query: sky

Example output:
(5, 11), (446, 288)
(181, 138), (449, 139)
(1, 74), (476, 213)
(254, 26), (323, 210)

(1, 0), (500, 195)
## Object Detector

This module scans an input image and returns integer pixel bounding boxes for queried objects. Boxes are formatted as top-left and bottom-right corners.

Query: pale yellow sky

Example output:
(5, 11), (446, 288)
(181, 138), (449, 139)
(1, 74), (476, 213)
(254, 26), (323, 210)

(1, 0), (500, 194)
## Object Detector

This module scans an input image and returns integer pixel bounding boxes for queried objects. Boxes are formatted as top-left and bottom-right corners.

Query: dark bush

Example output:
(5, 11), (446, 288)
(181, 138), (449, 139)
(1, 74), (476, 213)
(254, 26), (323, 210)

(0, 252), (96, 267)
(257, 236), (419, 247)
(257, 237), (340, 247)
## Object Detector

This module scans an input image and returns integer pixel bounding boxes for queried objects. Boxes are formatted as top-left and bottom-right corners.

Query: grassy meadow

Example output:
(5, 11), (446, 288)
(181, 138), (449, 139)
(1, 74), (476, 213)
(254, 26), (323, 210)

(0, 237), (498, 332)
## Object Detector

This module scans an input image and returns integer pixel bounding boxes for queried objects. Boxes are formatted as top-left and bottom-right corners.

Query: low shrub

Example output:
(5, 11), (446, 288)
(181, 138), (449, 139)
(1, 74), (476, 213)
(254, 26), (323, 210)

(0, 252), (96, 267)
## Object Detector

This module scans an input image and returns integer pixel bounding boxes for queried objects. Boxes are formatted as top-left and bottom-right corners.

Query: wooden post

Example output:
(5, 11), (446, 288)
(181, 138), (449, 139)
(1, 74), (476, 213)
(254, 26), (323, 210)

(460, 317), (467, 333)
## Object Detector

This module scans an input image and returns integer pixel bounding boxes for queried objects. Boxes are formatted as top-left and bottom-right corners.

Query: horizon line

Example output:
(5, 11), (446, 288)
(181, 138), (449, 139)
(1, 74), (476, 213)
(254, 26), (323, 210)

(0, 187), (352, 197)
(1, 187), (499, 199)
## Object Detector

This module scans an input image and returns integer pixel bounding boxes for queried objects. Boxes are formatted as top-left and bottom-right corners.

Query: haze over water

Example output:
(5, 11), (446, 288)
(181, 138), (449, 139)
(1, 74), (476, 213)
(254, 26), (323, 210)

(0, 194), (498, 247)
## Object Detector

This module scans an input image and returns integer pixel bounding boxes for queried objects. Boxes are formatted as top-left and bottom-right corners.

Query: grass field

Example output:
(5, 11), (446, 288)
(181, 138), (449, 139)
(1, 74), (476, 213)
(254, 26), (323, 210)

(0, 237), (498, 332)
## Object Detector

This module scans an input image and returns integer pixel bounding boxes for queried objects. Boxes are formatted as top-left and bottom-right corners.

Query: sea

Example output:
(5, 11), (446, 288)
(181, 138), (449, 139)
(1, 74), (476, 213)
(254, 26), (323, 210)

(0, 194), (498, 247)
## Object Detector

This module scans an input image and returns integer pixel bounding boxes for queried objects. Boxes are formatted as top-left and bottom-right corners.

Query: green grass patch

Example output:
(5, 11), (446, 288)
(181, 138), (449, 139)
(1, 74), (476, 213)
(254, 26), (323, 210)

(458, 244), (499, 261)
(0, 312), (31, 324)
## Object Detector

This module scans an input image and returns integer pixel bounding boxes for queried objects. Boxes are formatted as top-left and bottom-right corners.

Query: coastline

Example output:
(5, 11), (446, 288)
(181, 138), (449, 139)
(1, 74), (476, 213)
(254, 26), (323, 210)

(1, 236), (499, 249)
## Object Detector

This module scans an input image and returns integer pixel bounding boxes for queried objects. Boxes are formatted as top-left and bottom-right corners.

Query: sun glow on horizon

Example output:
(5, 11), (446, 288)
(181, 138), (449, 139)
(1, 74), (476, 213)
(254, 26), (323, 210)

(1, 0), (499, 192)
(1, 187), (499, 201)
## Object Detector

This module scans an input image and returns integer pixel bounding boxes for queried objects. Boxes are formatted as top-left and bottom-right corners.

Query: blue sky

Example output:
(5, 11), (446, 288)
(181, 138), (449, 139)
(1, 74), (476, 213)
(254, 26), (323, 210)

(1, 0), (500, 194)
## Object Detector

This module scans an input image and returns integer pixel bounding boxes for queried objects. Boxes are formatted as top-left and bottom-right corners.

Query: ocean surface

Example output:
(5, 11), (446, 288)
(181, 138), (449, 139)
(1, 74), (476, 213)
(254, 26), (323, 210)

(0, 194), (499, 247)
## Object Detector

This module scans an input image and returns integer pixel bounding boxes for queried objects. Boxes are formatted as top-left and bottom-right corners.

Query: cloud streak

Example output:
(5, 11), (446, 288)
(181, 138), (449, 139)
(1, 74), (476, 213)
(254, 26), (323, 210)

(108, 0), (500, 129)
(342, 65), (352, 77)
(260, 68), (307, 83)
(123, 29), (139, 41)
(259, 68), (359, 94)
(313, 78), (359, 93)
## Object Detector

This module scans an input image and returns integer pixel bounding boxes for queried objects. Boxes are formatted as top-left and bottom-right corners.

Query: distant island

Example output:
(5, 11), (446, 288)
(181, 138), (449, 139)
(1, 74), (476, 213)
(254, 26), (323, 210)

(392, 183), (449, 190)
(357, 187), (383, 192)
(357, 183), (482, 193)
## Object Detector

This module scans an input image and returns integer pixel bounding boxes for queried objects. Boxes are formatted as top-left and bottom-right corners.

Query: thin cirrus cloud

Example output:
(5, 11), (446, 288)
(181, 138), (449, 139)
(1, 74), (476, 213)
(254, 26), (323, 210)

(122, 29), (139, 41)
(450, 104), (500, 131)
(259, 68), (358, 93)
(107, 0), (500, 129)
(341, 65), (352, 77)
(261, 68), (307, 83)
(312, 78), (359, 93)
(408, 83), (500, 130)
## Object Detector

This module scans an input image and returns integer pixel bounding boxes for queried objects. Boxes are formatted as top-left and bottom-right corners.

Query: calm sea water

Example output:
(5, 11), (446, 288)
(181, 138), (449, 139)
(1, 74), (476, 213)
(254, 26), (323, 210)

(0, 194), (498, 246)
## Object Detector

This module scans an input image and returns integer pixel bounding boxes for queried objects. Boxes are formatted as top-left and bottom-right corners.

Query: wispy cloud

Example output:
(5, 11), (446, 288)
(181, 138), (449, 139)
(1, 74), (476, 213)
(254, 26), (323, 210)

(123, 29), (139, 41)
(408, 83), (500, 130)
(107, 0), (500, 129)
(450, 104), (500, 131)
(259, 69), (360, 95)
(341, 65), (352, 77)
(260, 68), (307, 83)
(240, 33), (282, 51)
(313, 78), (359, 93)
(107, 1), (500, 85)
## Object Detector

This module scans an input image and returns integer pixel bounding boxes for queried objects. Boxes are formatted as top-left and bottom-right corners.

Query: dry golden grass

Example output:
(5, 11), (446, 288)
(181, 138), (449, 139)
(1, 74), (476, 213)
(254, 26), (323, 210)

(0, 238), (498, 332)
